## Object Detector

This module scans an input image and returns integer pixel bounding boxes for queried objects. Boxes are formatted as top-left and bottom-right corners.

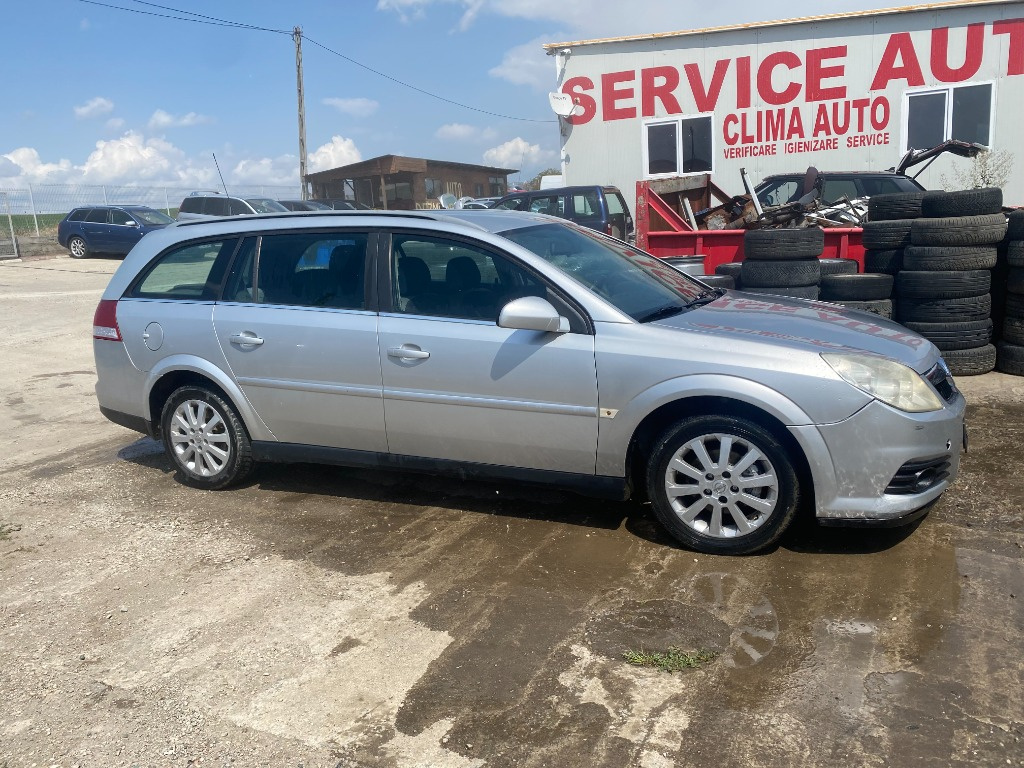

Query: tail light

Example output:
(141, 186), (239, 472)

(605, 223), (614, 236)
(93, 299), (122, 341)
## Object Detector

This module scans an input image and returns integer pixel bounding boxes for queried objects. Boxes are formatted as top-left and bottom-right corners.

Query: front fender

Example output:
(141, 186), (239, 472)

(144, 354), (276, 441)
(596, 374), (837, 503)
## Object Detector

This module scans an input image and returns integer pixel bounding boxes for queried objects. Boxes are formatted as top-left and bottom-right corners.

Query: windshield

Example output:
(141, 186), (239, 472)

(499, 223), (709, 321)
(304, 200), (332, 210)
(245, 198), (289, 213)
(132, 209), (174, 226)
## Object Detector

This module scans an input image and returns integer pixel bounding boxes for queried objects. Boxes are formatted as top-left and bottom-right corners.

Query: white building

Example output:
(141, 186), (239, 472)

(544, 0), (1024, 206)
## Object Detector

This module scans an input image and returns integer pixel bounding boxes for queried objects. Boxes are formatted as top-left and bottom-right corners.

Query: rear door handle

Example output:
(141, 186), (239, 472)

(229, 331), (264, 347)
(387, 345), (430, 360)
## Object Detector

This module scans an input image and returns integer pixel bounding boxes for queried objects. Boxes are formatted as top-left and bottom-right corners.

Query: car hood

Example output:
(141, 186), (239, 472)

(654, 291), (938, 372)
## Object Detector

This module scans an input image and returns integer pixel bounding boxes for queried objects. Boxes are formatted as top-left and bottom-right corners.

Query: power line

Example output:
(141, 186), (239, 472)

(78, 0), (555, 123)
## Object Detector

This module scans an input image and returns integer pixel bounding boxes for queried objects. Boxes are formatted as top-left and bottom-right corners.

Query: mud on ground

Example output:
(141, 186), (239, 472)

(1, 256), (1022, 767)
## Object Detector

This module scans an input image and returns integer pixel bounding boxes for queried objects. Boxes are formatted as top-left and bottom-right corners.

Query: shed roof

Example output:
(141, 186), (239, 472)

(306, 154), (517, 182)
(542, 0), (1018, 50)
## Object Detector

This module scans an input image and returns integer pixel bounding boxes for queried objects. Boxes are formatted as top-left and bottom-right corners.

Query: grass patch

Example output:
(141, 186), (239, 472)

(622, 647), (717, 672)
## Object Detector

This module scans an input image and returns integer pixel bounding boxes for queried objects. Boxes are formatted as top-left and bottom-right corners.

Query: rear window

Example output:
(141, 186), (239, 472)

(86, 209), (108, 224)
(179, 197), (202, 214)
(129, 239), (238, 300)
(68, 209), (88, 222)
(606, 192), (627, 215)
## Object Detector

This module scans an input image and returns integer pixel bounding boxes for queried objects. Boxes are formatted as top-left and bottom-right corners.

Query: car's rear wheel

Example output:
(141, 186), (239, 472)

(68, 236), (88, 259)
(646, 415), (799, 555)
(160, 386), (253, 490)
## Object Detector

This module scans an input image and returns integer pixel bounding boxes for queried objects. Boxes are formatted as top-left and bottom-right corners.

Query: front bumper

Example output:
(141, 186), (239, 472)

(791, 392), (966, 524)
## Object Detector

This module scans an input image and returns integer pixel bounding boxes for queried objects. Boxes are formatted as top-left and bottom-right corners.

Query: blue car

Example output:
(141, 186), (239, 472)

(58, 205), (174, 259)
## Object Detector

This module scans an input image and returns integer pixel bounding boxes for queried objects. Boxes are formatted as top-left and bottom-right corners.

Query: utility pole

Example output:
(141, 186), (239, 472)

(293, 26), (308, 200)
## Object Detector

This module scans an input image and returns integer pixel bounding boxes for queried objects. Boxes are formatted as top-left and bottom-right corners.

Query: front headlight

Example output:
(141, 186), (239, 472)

(821, 353), (944, 413)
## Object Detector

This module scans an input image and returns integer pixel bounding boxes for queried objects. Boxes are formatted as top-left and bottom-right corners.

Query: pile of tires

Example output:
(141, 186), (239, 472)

(997, 210), (1024, 376)
(893, 187), (1006, 376)
(738, 228), (825, 300)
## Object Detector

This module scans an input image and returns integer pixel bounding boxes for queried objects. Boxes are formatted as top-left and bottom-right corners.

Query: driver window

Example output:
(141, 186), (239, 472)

(391, 234), (546, 321)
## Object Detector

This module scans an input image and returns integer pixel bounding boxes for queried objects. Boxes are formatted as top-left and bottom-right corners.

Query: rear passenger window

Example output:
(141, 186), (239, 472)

(130, 239), (238, 300)
(206, 197), (230, 216)
(573, 192), (600, 216)
(86, 209), (108, 223)
(528, 195), (564, 216)
(179, 198), (202, 214)
(68, 209), (89, 222)
(226, 232), (369, 309)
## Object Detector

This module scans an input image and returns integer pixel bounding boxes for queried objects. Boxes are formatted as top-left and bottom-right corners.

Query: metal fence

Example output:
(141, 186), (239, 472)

(0, 192), (17, 257)
(0, 183), (302, 238)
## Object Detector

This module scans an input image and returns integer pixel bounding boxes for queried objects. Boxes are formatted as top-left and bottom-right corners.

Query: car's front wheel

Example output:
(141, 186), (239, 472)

(68, 236), (88, 259)
(160, 386), (254, 490)
(646, 415), (799, 555)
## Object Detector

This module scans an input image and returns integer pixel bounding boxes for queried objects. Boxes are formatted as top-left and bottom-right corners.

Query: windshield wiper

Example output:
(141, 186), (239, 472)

(685, 288), (725, 308)
(636, 304), (685, 323)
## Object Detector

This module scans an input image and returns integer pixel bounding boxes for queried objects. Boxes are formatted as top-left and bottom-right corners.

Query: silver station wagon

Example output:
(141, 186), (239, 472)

(92, 210), (965, 554)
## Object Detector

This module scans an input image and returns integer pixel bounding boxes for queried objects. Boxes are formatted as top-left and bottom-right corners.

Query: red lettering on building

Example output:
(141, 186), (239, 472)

(757, 51), (802, 104)
(562, 77), (596, 125)
(871, 32), (926, 89)
(806, 46), (847, 101)
(684, 59), (730, 112)
(601, 70), (636, 121)
(993, 18), (1024, 75)
(640, 66), (682, 117)
(736, 56), (752, 109)
(931, 24), (985, 82)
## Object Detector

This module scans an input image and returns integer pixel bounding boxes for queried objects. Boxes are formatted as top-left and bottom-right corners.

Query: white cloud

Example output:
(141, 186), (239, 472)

(322, 97), (380, 118)
(0, 155), (21, 179)
(308, 136), (362, 172)
(148, 109), (212, 130)
(483, 137), (554, 169)
(73, 97), (114, 120)
(79, 132), (181, 183)
(106, 117), (125, 131)
(489, 36), (553, 90)
(435, 123), (477, 140)
(232, 155), (302, 187)
(1, 148), (75, 183)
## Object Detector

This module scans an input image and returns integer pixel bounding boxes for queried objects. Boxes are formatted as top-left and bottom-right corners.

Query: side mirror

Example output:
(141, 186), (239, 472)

(498, 296), (569, 333)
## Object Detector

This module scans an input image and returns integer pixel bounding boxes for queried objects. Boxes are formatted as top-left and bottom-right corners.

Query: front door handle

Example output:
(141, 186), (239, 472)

(229, 331), (264, 347)
(387, 345), (430, 360)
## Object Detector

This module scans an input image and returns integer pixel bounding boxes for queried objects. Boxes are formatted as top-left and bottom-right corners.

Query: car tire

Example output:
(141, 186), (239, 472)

(743, 228), (824, 260)
(867, 191), (929, 221)
(1006, 212), (1024, 241)
(829, 298), (893, 318)
(902, 245), (998, 271)
(864, 248), (904, 274)
(820, 273), (893, 301)
(645, 415), (800, 555)
(910, 214), (1008, 247)
(715, 262), (744, 282)
(896, 294), (992, 323)
(1008, 267), (1024, 295)
(697, 274), (735, 290)
(68, 236), (89, 259)
(942, 344), (997, 376)
(818, 258), (859, 275)
(742, 285), (821, 300)
(1008, 242), (1024, 268)
(901, 319), (993, 351)
(740, 259), (821, 287)
(920, 187), (1003, 218)
(895, 270), (991, 300)
(996, 340), (1024, 376)
(862, 220), (913, 249)
(1006, 294), (1024, 319)
(160, 385), (254, 490)
(1001, 316), (1024, 346)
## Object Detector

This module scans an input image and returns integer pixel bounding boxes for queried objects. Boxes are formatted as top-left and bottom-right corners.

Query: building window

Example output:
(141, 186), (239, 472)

(488, 176), (506, 196)
(644, 115), (713, 177)
(385, 182), (413, 201)
(905, 83), (992, 151)
(474, 183), (484, 197)
(425, 178), (444, 198)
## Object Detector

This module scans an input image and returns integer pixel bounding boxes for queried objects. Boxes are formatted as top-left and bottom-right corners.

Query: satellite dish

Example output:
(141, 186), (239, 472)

(548, 92), (582, 117)
(438, 193), (458, 210)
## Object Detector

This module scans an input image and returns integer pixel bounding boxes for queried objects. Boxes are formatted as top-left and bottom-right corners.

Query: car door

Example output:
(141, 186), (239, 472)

(82, 208), (112, 251)
(213, 230), (387, 452)
(378, 231), (599, 474)
(108, 208), (144, 255)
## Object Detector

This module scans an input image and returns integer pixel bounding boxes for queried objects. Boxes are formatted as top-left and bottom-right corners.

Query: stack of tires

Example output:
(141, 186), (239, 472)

(818, 272), (894, 317)
(997, 210), (1024, 376)
(738, 229), (824, 300)
(894, 188), (1006, 376)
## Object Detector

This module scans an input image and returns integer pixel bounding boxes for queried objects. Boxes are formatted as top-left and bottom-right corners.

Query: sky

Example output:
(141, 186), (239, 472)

(1, 0), (907, 192)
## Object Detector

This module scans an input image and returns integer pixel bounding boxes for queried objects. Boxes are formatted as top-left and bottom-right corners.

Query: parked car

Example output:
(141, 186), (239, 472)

(92, 209), (964, 555)
(460, 197), (501, 209)
(316, 199), (372, 211)
(176, 192), (288, 220)
(754, 171), (925, 207)
(57, 205), (174, 259)
(278, 199), (333, 211)
(492, 185), (634, 243)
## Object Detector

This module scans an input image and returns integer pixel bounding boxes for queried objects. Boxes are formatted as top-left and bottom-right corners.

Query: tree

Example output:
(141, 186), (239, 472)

(526, 168), (562, 191)
(940, 149), (1014, 191)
